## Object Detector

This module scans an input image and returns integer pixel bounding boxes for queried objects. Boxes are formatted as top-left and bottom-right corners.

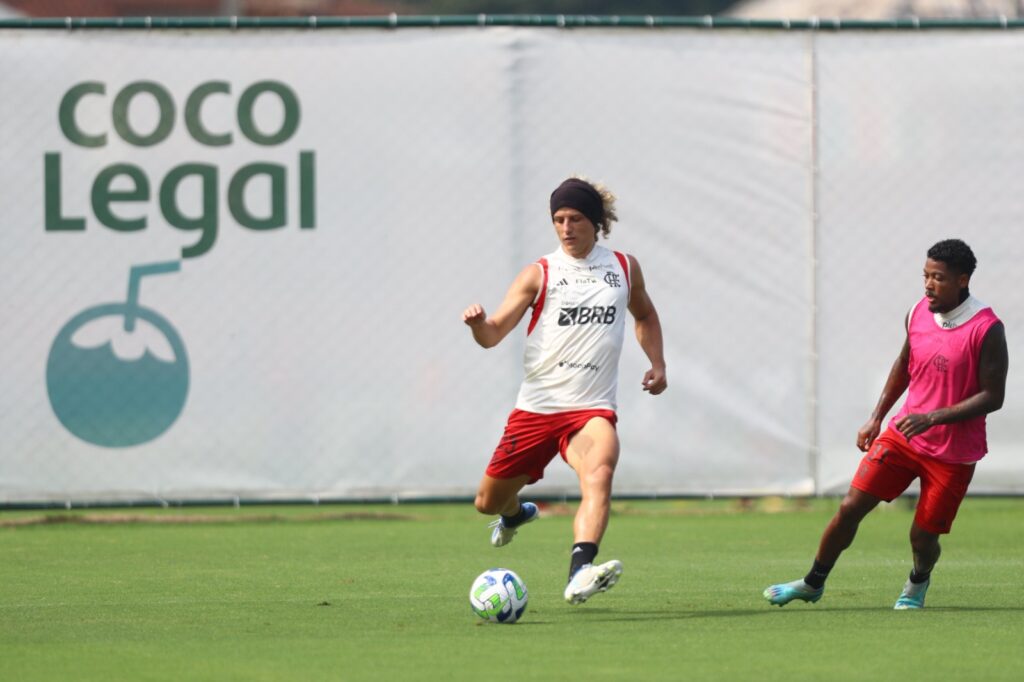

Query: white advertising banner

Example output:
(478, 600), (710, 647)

(0, 26), (1020, 503)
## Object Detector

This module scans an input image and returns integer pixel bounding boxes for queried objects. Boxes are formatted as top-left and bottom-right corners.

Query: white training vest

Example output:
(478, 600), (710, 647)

(514, 245), (631, 414)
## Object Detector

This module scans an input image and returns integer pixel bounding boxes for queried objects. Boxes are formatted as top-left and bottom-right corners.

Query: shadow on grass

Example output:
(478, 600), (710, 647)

(542, 604), (1024, 622)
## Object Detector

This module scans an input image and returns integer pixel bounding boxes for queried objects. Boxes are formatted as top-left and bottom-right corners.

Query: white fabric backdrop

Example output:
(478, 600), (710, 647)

(0, 27), (1020, 503)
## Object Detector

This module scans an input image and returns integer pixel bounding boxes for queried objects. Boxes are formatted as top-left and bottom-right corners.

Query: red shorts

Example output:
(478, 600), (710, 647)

(852, 428), (975, 534)
(485, 408), (617, 484)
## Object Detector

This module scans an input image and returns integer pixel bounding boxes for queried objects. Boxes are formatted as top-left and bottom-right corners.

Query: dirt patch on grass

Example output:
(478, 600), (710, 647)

(0, 511), (416, 528)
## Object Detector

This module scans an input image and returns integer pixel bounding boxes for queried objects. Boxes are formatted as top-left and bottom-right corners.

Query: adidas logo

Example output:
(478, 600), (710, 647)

(555, 278), (569, 286)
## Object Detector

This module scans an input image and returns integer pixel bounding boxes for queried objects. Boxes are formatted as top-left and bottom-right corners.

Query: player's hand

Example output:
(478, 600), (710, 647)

(856, 418), (881, 452)
(895, 412), (934, 439)
(462, 304), (487, 327)
(641, 367), (667, 395)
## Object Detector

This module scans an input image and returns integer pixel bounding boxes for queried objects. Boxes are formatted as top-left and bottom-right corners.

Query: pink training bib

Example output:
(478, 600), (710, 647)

(890, 296), (1000, 464)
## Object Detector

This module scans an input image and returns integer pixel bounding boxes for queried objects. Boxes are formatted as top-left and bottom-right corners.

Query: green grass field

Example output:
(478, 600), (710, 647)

(2, 497), (1022, 681)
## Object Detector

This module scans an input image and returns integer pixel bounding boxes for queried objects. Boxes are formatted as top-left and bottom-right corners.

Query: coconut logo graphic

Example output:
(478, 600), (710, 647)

(46, 262), (189, 447)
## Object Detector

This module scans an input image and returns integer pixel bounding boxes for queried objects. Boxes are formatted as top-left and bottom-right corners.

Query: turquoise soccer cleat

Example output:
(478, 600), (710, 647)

(763, 579), (824, 607)
(893, 578), (930, 610)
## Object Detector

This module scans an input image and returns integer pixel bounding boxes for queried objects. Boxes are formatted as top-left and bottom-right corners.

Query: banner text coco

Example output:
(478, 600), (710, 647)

(45, 80), (315, 258)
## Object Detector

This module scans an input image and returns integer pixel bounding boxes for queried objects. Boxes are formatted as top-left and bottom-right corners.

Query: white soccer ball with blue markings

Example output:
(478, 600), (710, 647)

(469, 568), (528, 624)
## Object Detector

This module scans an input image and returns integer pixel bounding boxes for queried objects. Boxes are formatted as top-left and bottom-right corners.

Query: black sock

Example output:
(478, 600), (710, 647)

(569, 542), (598, 580)
(803, 559), (834, 589)
(909, 569), (931, 584)
(500, 503), (530, 529)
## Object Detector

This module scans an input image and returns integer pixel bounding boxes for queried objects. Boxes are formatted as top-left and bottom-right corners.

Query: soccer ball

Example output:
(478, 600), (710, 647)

(469, 568), (528, 624)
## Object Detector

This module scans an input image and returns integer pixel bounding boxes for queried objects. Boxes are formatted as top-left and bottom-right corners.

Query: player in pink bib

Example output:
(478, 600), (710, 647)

(462, 177), (667, 606)
(765, 239), (1008, 610)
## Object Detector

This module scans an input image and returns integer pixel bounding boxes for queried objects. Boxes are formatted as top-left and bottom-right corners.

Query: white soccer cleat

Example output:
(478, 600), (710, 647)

(564, 559), (623, 605)
(488, 502), (539, 547)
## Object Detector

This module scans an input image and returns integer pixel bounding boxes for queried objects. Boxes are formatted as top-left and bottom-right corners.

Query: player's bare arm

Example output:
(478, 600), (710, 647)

(895, 321), (1008, 438)
(462, 264), (542, 349)
(857, 323), (911, 451)
(625, 255), (667, 395)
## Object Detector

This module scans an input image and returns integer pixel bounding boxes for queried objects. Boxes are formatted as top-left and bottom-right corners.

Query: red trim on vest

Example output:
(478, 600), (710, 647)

(526, 258), (548, 336)
(613, 251), (630, 292)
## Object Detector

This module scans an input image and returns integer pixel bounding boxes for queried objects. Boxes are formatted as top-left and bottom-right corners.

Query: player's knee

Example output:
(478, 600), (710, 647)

(836, 496), (870, 527)
(582, 463), (615, 492)
(474, 493), (500, 515)
(910, 527), (940, 554)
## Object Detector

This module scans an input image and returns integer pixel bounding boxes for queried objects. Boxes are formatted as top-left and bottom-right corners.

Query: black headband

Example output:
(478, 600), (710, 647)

(550, 178), (604, 228)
